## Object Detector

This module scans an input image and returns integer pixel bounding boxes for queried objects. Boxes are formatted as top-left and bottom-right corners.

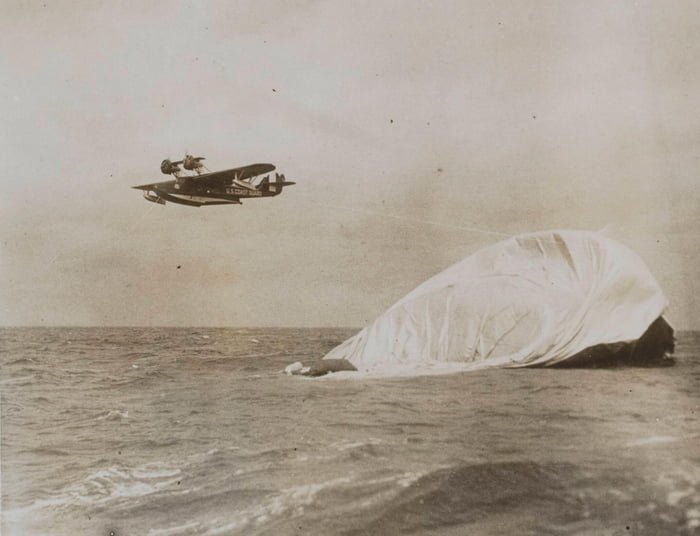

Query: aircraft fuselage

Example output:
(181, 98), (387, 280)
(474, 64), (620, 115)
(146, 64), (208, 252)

(152, 181), (276, 206)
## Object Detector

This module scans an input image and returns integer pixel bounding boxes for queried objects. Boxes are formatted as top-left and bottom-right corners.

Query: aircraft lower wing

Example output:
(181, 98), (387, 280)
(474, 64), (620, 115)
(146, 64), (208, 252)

(132, 181), (167, 191)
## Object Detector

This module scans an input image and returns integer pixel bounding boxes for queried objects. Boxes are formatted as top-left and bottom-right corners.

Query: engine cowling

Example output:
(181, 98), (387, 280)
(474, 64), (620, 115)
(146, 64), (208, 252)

(160, 159), (181, 175)
(183, 154), (205, 171)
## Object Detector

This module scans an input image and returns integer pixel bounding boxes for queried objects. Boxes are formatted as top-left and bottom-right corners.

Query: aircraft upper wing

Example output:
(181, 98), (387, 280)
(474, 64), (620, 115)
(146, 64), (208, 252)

(193, 163), (276, 187)
(131, 163), (276, 191)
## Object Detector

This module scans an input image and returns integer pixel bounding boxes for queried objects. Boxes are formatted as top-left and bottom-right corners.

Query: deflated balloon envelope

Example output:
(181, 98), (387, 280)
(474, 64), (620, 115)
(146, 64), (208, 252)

(324, 230), (672, 373)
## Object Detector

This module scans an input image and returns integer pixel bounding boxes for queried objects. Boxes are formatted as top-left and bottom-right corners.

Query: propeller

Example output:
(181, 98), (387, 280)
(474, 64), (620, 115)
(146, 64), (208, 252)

(160, 158), (182, 175)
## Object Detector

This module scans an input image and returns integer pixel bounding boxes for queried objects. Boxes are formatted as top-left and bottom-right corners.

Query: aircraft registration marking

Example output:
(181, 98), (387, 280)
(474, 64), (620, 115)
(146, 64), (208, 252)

(226, 188), (262, 196)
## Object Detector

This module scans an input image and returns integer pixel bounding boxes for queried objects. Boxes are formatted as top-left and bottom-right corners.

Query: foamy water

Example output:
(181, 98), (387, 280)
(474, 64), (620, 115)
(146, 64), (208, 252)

(1, 327), (699, 535)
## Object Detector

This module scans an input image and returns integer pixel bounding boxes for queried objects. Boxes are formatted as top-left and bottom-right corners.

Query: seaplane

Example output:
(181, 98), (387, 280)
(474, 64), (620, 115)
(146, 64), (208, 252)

(132, 154), (295, 207)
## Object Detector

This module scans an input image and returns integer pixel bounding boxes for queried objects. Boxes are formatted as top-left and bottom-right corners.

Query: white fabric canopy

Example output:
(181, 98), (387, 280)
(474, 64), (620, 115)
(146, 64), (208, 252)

(324, 230), (667, 373)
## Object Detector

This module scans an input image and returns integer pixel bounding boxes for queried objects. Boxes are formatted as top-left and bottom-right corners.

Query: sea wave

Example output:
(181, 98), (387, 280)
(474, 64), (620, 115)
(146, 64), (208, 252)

(96, 409), (129, 421)
(201, 476), (354, 536)
(2, 327), (698, 536)
(0, 374), (36, 385)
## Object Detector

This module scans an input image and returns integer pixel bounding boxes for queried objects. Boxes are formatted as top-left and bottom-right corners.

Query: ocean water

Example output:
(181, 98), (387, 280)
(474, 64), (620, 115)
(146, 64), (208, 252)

(1, 327), (699, 535)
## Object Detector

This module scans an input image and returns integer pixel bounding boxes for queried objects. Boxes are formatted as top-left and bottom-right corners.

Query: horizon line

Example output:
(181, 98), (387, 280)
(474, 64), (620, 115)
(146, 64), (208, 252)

(0, 324), (361, 330)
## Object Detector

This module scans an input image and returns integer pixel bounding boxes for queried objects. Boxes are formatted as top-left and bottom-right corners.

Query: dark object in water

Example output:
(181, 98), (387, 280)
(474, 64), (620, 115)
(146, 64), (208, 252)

(551, 316), (675, 368)
(305, 359), (358, 376)
(285, 358), (357, 377)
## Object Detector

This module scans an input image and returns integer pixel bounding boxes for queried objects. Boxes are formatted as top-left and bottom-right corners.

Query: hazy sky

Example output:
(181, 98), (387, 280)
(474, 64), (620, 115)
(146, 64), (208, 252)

(1, 1), (699, 328)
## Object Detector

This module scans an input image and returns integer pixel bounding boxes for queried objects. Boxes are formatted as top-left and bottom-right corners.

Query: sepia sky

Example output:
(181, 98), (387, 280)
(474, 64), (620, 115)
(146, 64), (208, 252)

(1, 0), (699, 328)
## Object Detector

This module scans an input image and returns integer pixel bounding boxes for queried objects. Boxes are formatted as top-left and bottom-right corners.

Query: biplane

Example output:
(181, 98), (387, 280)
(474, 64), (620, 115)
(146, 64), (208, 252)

(132, 155), (295, 207)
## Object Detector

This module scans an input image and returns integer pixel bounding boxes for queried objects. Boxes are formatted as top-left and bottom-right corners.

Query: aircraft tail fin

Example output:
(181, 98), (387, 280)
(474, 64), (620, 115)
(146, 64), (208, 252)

(258, 173), (295, 193)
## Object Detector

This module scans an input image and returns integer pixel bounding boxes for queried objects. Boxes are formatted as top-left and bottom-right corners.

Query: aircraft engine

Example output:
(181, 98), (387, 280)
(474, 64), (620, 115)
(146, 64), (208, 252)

(160, 159), (181, 175)
(183, 154), (205, 171)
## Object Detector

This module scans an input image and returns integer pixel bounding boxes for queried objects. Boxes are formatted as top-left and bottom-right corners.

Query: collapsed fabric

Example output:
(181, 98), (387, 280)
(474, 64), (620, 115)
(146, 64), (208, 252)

(324, 230), (669, 371)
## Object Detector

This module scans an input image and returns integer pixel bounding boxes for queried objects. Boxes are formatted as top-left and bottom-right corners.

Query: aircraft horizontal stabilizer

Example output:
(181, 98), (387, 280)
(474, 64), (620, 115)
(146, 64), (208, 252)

(257, 173), (295, 192)
(274, 172), (296, 187)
